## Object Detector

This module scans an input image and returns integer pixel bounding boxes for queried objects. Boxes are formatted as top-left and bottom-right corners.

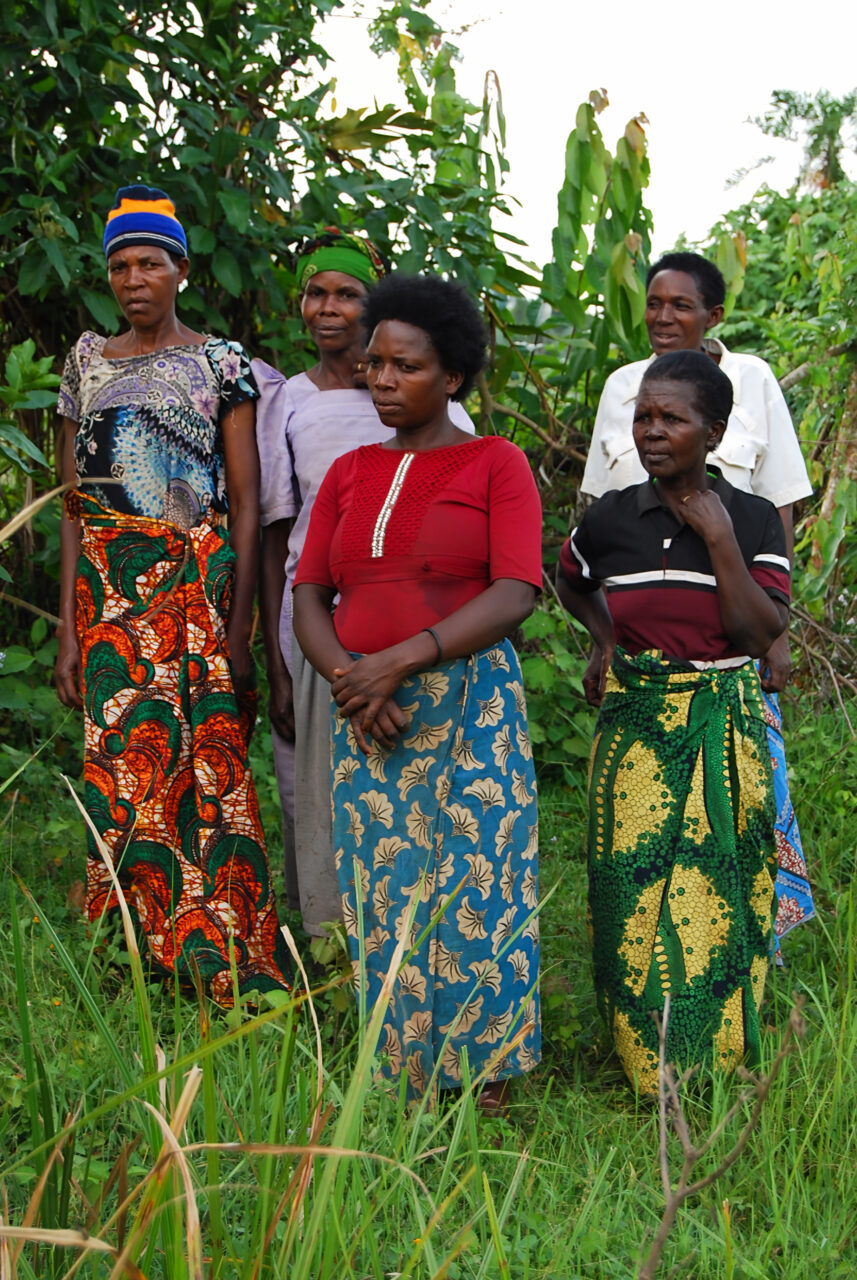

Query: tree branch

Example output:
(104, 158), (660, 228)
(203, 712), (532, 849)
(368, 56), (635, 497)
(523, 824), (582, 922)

(478, 377), (588, 463)
(779, 339), (856, 391)
(638, 997), (806, 1280)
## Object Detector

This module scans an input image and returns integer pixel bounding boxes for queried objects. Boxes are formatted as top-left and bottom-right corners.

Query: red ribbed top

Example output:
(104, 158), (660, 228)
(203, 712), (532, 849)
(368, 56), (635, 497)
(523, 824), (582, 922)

(294, 437), (542, 652)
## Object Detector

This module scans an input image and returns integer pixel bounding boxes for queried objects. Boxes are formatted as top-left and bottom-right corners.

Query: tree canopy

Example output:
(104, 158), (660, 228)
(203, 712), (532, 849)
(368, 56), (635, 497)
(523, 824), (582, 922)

(1, 2), (855, 675)
(0, 1), (653, 507)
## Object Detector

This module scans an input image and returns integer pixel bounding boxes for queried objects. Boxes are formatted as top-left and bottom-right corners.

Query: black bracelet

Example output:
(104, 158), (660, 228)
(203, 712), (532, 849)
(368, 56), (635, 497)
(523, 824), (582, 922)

(423, 626), (443, 663)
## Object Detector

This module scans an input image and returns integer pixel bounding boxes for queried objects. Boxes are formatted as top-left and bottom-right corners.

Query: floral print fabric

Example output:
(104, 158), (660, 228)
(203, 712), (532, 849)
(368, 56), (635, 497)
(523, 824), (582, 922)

(74, 492), (291, 1003)
(332, 640), (541, 1097)
(58, 333), (257, 529)
(763, 686), (814, 941)
(588, 649), (777, 1094)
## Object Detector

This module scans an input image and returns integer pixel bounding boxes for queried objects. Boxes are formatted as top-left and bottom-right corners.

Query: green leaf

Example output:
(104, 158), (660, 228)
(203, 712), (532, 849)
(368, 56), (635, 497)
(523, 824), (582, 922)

(520, 656), (556, 691)
(11, 339), (36, 367)
(81, 289), (120, 331)
(217, 189), (252, 234)
(17, 390), (59, 411)
(189, 226), (217, 255)
(17, 251), (51, 297)
(0, 210), (23, 236)
(520, 610), (558, 641)
(34, 641), (59, 666)
(0, 647), (36, 675)
(178, 145), (214, 168)
(5, 349), (22, 391)
(0, 424), (49, 467)
(212, 247), (243, 297)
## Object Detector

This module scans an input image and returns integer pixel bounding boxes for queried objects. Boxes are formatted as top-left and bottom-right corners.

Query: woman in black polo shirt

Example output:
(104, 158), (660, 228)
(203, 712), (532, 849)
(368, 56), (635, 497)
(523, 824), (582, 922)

(557, 350), (790, 1093)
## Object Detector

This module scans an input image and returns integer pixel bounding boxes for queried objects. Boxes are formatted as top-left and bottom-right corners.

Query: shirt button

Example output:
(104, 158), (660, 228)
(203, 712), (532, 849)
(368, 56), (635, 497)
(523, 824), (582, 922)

(422, 561), (431, 572)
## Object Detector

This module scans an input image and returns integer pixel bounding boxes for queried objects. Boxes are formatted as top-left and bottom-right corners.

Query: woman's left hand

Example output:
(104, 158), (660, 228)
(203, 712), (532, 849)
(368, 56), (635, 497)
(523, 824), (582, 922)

(582, 641), (615, 708)
(678, 489), (734, 543)
(759, 629), (792, 692)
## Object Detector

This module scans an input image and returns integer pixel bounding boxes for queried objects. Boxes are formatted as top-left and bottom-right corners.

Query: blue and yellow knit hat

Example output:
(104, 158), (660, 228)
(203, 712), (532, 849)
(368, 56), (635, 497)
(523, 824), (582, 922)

(103, 185), (188, 260)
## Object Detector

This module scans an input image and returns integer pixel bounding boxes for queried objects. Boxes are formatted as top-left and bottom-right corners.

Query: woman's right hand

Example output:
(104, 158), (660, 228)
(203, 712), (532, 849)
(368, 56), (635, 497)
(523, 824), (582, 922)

(331, 651), (406, 719)
(54, 623), (83, 709)
(582, 642), (614, 708)
(348, 697), (411, 756)
(268, 666), (295, 742)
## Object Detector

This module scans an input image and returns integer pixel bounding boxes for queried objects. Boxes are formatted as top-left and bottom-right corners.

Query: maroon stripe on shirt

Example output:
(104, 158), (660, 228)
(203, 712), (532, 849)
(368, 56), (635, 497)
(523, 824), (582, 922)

(606, 585), (747, 661)
(750, 565), (790, 601)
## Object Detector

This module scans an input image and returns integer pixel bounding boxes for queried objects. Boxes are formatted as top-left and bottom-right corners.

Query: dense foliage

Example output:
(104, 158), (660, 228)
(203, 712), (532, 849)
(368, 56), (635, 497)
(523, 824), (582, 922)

(0, 4), (855, 748)
(707, 166), (857, 678)
(2, 8), (857, 1276)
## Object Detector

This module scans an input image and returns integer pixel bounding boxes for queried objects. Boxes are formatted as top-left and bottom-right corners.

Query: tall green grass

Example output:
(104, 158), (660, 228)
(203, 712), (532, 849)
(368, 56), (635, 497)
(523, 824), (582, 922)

(1, 687), (855, 1277)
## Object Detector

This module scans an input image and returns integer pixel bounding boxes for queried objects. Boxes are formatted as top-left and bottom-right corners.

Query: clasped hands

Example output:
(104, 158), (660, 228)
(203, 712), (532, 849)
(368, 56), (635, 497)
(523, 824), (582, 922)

(332, 650), (411, 755)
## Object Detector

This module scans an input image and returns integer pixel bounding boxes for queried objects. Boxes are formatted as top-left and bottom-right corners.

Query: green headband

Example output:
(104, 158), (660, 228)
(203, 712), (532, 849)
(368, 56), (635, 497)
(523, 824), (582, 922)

(298, 244), (381, 291)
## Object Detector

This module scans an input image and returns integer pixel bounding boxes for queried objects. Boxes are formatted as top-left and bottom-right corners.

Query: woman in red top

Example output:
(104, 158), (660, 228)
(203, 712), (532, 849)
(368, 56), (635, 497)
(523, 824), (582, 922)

(294, 275), (542, 1106)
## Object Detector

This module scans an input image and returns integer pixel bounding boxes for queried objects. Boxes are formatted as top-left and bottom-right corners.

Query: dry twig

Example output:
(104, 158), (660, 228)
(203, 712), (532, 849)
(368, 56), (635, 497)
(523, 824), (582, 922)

(638, 995), (806, 1280)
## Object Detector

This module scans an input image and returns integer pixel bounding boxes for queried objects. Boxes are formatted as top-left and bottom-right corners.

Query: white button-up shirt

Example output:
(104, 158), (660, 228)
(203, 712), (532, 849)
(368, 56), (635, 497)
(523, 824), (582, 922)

(580, 338), (813, 507)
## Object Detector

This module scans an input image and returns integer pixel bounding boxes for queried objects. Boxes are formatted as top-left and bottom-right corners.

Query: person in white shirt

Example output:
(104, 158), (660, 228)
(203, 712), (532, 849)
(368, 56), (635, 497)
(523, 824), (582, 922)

(581, 251), (815, 945)
(582, 254), (812, 544)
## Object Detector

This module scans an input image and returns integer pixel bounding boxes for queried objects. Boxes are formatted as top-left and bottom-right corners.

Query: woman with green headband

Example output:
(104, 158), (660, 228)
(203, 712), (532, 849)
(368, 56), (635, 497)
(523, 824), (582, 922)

(255, 230), (473, 938)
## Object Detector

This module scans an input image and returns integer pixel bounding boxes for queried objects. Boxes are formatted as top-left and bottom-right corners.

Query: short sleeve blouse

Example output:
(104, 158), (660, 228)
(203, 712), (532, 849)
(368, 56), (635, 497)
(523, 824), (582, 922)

(58, 331), (258, 528)
(581, 342), (813, 506)
(559, 473), (790, 662)
(294, 435), (543, 653)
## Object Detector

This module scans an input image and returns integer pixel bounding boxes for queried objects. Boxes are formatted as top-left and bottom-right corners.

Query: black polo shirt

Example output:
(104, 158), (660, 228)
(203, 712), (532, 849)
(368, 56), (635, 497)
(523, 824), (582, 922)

(559, 470), (790, 662)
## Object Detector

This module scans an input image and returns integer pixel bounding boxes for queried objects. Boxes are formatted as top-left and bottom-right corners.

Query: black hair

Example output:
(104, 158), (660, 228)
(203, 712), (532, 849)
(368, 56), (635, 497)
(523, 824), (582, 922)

(640, 350), (733, 428)
(645, 251), (726, 310)
(362, 274), (488, 401)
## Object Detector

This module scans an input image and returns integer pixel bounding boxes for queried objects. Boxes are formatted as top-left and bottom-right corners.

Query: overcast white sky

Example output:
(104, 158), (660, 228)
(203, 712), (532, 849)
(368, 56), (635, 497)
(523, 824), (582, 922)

(318, 0), (857, 263)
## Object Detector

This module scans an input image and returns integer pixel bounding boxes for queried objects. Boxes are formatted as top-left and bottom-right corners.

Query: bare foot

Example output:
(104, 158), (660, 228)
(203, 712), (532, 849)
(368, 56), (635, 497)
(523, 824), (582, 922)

(477, 1079), (510, 1116)
(66, 879), (86, 911)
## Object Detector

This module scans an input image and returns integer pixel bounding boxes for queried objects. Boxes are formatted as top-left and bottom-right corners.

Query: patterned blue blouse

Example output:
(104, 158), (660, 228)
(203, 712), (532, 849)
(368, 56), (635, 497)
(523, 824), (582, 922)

(58, 332), (258, 529)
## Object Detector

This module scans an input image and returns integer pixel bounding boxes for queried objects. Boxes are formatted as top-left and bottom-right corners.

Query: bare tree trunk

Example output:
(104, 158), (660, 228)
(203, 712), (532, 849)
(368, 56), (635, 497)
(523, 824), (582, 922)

(809, 357), (857, 597)
(817, 358), (857, 528)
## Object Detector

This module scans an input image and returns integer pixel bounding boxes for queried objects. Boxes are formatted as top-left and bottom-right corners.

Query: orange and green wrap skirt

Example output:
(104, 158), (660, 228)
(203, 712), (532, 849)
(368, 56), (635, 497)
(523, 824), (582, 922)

(71, 492), (290, 1003)
(588, 649), (777, 1093)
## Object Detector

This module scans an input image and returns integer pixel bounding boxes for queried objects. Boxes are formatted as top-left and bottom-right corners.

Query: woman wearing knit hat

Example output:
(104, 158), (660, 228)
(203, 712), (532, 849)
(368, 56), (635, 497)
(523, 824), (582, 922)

(55, 184), (291, 1003)
(254, 229), (473, 939)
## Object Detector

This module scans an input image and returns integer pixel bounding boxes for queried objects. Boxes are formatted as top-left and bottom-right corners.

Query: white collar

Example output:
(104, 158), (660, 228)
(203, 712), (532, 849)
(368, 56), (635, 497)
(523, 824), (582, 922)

(619, 336), (741, 405)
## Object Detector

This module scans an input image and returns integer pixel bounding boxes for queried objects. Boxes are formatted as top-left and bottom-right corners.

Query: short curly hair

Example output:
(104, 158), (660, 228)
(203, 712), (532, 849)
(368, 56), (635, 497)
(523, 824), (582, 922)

(645, 252), (726, 311)
(640, 349), (734, 427)
(361, 274), (488, 401)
